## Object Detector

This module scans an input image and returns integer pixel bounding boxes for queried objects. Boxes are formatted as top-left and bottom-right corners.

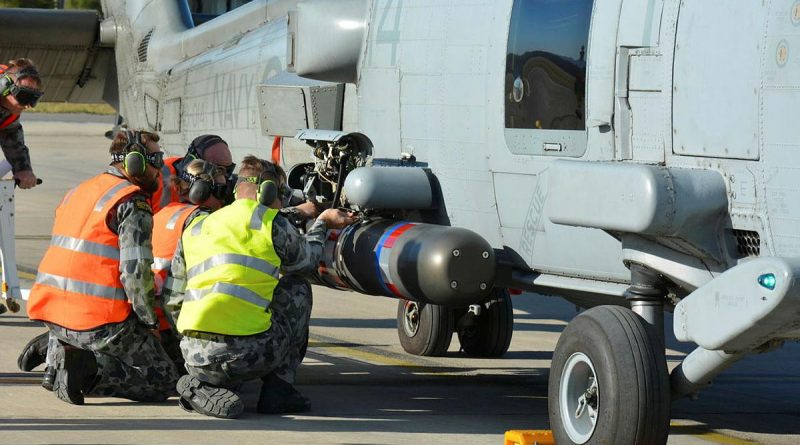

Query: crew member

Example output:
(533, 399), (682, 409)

(152, 159), (229, 368)
(26, 130), (180, 404)
(166, 156), (358, 418)
(0, 58), (42, 189)
(150, 134), (235, 213)
(17, 136), (237, 386)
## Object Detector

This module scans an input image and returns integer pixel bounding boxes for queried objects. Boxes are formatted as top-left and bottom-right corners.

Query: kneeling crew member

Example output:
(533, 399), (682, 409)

(150, 134), (236, 212)
(167, 156), (358, 418)
(26, 130), (180, 405)
(152, 159), (230, 368)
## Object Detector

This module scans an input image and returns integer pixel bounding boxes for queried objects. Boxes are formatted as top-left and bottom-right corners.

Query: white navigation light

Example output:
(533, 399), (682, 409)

(336, 20), (364, 30)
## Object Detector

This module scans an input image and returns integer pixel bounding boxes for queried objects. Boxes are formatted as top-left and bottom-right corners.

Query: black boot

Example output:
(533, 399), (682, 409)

(176, 375), (244, 419)
(257, 373), (311, 414)
(17, 331), (49, 372)
(53, 345), (97, 405)
(41, 366), (56, 391)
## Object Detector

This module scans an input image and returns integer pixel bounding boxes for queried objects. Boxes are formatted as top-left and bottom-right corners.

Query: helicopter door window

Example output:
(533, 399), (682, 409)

(188, 0), (253, 15)
(504, 0), (593, 157)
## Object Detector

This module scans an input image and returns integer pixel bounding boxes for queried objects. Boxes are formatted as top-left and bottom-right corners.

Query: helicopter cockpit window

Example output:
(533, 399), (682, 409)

(504, 0), (593, 157)
(188, 0), (253, 25)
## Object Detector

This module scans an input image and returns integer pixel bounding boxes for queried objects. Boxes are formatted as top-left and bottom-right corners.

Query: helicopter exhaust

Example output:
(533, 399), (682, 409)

(313, 219), (496, 307)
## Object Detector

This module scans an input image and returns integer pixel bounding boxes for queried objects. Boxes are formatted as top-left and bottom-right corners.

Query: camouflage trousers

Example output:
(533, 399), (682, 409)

(181, 275), (312, 389)
(160, 328), (185, 373)
(46, 316), (180, 402)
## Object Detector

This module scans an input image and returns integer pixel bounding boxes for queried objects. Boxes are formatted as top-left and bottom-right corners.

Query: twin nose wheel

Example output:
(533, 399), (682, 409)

(395, 288), (513, 358)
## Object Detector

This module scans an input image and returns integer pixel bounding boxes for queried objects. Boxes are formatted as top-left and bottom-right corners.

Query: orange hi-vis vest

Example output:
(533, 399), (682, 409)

(151, 202), (197, 331)
(0, 64), (20, 129)
(149, 156), (181, 213)
(152, 202), (198, 293)
(27, 173), (142, 331)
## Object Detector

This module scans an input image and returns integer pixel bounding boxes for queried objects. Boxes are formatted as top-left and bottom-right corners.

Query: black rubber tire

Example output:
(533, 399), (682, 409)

(396, 300), (454, 356)
(456, 289), (514, 357)
(548, 305), (670, 445)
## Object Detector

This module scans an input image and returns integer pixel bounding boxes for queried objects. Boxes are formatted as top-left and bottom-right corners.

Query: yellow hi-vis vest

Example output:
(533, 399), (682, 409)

(177, 199), (281, 336)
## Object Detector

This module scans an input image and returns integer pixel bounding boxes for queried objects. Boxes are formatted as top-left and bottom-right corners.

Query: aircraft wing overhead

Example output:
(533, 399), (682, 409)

(0, 7), (115, 105)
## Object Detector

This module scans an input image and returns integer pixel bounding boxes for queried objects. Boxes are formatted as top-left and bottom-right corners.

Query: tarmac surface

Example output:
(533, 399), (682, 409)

(0, 115), (798, 444)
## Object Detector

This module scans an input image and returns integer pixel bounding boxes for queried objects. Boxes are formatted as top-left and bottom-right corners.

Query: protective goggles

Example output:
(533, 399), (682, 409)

(8, 84), (43, 107)
(223, 162), (236, 179)
(210, 183), (230, 200)
(238, 176), (294, 206)
(145, 151), (165, 168)
(179, 167), (230, 201)
(112, 151), (165, 169)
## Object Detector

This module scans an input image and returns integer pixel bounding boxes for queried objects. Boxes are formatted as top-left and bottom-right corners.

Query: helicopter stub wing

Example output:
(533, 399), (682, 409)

(0, 7), (115, 105)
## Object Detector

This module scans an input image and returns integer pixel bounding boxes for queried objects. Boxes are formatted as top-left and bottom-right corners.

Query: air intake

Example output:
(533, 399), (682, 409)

(733, 229), (760, 258)
(137, 29), (154, 63)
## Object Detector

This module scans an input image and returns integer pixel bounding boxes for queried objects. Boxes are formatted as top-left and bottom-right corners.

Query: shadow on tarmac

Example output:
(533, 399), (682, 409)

(310, 317), (396, 329)
(0, 319), (45, 328)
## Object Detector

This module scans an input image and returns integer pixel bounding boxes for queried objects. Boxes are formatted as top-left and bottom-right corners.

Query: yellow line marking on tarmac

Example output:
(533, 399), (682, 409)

(0, 377), (42, 385)
(308, 339), (459, 376)
(18, 270), (36, 280)
(314, 340), (760, 444)
(670, 422), (757, 444)
(309, 341), (423, 368)
(0, 268), (37, 280)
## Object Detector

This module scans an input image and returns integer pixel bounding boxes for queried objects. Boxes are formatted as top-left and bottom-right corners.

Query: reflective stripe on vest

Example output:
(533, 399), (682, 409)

(177, 199), (281, 336)
(95, 181), (133, 212)
(166, 205), (192, 229)
(50, 235), (120, 260)
(187, 253), (280, 281)
(185, 282), (271, 310)
(250, 205), (268, 230)
(27, 173), (141, 330)
(35, 272), (127, 301)
(151, 203), (198, 295)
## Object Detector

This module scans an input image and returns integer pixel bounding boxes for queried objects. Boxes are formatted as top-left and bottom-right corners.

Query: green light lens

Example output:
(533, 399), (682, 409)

(758, 273), (776, 290)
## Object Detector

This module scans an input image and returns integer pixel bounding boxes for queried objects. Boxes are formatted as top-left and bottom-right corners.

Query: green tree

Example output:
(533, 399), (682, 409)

(65, 0), (101, 9)
(0, 0), (101, 10)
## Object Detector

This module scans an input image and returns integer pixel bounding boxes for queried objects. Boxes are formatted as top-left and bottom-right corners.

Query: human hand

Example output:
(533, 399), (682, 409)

(294, 201), (320, 219)
(13, 170), (38, 189)
(318, 208), (360, 230)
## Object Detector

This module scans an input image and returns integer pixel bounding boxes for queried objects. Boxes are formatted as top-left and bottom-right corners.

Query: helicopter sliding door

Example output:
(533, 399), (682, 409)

(504, 0), (592, 158)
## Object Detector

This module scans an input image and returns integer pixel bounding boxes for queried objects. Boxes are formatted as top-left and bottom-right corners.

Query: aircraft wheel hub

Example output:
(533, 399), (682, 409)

(560, 352), (599, 444)
(402, 301), (421, 337)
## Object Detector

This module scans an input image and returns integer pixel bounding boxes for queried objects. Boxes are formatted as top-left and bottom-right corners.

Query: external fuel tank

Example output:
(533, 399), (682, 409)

(314, 219), (496, 306)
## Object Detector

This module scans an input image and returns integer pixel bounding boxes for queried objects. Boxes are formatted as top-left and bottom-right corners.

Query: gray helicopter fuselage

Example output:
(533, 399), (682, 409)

(94, 0), (799, 308)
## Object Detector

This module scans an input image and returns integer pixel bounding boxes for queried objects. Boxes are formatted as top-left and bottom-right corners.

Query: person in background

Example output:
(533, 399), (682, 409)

(0, 57), (42, 189)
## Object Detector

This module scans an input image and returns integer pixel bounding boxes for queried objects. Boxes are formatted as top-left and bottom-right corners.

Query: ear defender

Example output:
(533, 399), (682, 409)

(0, 75), (13, 97)
(122, 130), (148, 177)
(124, 151), (147, 177)
(186, 161), (215, 205)
(188, 179), (212, 205)
(258, 180), (278, 207)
